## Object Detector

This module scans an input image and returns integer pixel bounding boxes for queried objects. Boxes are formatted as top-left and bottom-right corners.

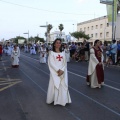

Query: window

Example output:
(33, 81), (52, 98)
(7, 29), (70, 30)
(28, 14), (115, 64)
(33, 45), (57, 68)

(95, 33), (98, 38)
(80, 28), (82, 31)
(100, 33), (102, 38)
(91, 34), (93, 37)
(107, 23), (109, 27)
(106, 32), (109, 37)
(91, 26), (93, 30)
(88, 27), (89, 31)
(96, 25), (98, 29)
(100, 24), (103, 28)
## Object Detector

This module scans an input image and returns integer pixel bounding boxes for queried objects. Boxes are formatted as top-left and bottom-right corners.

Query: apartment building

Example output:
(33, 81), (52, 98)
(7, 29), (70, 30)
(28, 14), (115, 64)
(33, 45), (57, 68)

(77, 16), (112, 43)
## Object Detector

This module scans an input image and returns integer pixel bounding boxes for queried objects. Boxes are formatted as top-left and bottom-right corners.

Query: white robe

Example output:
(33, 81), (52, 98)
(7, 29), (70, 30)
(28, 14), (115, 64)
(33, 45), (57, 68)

(87, 48), (104, 88)
(65, 48), (70, 62)
(7, 46), (11, 55)
(30, 46), (36, 54)
(24, 45), (29, 52)
(11, 49), (20, 66)
(47, 51), (71, 106)
(39, 47), (47, 63)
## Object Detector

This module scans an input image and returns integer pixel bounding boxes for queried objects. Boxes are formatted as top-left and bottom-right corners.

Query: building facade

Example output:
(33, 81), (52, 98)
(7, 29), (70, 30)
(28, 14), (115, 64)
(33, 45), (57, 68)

(49, 31), (66, 42)
(77, 16), (112, 43)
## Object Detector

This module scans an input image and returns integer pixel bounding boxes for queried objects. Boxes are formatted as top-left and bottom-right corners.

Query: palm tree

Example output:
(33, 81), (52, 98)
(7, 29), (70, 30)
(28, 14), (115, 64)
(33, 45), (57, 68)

(47, 24), (53, 43)
(58, 24), (64, 38)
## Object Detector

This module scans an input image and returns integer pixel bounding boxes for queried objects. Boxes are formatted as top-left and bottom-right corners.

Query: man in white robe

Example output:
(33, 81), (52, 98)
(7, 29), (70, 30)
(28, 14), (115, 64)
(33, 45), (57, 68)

(46, 51), (71, 106)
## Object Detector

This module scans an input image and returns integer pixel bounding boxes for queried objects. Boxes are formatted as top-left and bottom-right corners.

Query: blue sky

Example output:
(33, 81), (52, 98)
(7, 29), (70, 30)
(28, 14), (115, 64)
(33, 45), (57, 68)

(0, 0), (107, 40)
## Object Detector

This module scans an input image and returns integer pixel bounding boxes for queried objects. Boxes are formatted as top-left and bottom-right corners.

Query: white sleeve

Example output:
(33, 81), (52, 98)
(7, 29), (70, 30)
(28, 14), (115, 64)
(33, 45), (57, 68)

(61, 51), (67, 71)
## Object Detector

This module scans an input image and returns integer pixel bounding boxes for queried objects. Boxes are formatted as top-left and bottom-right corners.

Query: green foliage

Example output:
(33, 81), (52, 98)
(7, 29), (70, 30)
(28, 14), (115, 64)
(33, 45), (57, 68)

(47, 24), (53, 33)
(58, 24), (64, 31)
(70, 31), (90, 40)
(14, 36), (26, 44)
(34, 36), (44, 43)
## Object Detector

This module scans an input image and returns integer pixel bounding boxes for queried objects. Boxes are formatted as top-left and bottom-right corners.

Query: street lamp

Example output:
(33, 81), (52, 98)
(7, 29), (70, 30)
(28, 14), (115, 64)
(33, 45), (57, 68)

(72, 24), (74, 32)
(100, 0), (115, 40)
(39, 22), (48, 45)
(23, 30), (29, 43)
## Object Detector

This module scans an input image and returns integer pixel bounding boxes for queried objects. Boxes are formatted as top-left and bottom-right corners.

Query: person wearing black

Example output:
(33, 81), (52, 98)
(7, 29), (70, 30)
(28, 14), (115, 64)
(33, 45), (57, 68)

(83, 40), (89, 61)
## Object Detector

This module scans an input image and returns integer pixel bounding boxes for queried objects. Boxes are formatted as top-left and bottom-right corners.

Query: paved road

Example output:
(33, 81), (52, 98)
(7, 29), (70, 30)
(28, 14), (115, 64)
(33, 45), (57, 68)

(0, 52), (120, 120)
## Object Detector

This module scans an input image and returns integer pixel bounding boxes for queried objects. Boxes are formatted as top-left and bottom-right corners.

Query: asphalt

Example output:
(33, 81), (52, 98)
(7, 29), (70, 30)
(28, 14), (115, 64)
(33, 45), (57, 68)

(0, 51), (120, 120)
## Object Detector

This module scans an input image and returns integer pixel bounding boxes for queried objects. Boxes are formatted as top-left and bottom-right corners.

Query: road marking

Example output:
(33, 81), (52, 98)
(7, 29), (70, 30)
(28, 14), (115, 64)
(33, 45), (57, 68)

(21, 55), (120, 92)
(20, 68), (81, 120)
(69, 86), (120, 117)
(0, 81), (22, 92)
(68, 71), (120, 92)
(20, 66), (120, 117)
(0, 67), (11, 70)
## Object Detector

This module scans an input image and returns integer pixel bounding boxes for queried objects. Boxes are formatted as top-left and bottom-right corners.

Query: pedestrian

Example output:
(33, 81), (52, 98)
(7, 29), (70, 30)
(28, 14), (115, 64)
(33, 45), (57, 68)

(30, 45), (36, 55)
(117, 40), (120, 65)
(64, 44), (70, 62)
(11, 45), (20, 68)
(110, 40), (117, 65)
(86, 40), (104, 88)
(46, 38), (71, 106)
(0, 44), (3, 61)
(39, 45), (47, 63)
(83, 40), (89, 61)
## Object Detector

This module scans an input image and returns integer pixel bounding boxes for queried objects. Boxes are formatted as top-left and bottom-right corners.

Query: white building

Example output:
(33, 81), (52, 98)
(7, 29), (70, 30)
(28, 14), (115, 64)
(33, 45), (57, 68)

(49, 31), (66, 42)
(77, 14), (120, 43)
(77, 16), (112, 43)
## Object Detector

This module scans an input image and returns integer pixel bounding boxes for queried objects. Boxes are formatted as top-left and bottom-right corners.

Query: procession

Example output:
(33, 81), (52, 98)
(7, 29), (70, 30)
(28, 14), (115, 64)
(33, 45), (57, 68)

(0, 0), (120, 120)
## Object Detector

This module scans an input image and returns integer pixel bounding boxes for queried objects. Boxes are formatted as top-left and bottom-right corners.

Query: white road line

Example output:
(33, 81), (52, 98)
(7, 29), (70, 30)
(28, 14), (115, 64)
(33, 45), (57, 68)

(21, 54), (120, 92)
(19, 68), (81, 120)
(68, 71), (120, 92)
(20, 58), (120, 117)
(69, 86), (120, 117)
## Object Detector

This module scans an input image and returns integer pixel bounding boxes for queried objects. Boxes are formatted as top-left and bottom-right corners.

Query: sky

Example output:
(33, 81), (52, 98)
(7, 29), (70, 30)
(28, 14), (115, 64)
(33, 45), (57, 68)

(0, 0), (107, 40)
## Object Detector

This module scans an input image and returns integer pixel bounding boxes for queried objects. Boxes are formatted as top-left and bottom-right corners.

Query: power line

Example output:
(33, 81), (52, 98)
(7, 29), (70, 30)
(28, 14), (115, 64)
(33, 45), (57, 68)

(0, 0), (96, 16)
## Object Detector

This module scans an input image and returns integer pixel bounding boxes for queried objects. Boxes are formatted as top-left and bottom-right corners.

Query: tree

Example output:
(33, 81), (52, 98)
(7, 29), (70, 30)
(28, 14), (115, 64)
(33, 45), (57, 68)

(58, 24), (64, 38)
(34, 36), (44, 43)
(47, 24), (53, 33)
(47, 24), (53, 43)
(14, 36), (26, 44)
(70, 31), (90, 41)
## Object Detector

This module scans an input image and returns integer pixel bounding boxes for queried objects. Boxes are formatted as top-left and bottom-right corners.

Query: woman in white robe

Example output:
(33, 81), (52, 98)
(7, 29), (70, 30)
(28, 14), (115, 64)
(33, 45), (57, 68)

(11, 45), (20, 68)
(87, 40), (104, 88)
(46, 38), (71, 106)
(39, 45), (47, 63)
(30, 45), (36, 55)
(64, 44), (70, 62)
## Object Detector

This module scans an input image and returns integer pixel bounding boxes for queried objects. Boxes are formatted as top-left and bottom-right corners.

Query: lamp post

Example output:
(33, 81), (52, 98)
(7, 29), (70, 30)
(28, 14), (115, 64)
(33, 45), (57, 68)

(23, 30), (29, 43)
(39, 22), (48, 45)
(72, 24), (74, 32)
(100, 0), (115, 41)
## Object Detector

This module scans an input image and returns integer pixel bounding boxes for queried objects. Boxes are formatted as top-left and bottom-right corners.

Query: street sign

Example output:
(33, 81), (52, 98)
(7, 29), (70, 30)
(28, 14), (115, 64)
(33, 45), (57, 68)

(100, 0), (113, 5)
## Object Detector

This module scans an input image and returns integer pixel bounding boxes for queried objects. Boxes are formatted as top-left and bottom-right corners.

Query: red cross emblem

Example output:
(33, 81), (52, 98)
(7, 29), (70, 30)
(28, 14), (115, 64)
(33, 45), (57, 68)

(56, 54), (63, 61)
